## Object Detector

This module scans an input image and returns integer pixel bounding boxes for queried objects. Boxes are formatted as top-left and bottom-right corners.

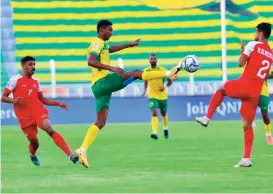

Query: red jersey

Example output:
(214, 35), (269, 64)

(240, 41), (273, 96)
(4, 74), (46, 120)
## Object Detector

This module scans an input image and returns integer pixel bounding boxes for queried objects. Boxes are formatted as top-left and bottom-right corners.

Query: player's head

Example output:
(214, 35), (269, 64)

(97, 20), (113, 41)
(149, 54), (157, 67)
(21, 56), (36, 76)
(255, 22), (271, 41)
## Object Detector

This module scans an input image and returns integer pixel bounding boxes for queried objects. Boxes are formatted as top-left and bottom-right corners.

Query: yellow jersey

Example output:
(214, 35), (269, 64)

(144, 66), (168, 100)
(261, 81), (269, 97)
(87, 37), (110, 86)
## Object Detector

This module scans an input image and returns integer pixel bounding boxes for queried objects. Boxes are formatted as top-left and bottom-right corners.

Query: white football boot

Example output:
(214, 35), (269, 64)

(234, 158), (252, 168)
(196, 116), (210, 127)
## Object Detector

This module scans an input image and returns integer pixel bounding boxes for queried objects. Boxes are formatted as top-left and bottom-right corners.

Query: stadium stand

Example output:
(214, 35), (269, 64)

(1, 52), (9, 89)
(1, 0), (17, 88)
(10, 0), (273, 86)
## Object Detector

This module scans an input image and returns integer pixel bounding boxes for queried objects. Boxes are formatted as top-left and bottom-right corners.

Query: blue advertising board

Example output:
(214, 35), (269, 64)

(1, 96), (273, 126)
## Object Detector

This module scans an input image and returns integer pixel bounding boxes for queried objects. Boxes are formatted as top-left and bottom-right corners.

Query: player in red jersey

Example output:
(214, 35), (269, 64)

(1, 56), (78, 166)
(196, 23), (273, 167)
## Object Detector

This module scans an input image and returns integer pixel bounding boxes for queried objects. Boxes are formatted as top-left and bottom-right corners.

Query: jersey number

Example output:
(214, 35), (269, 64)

(257, 60), (271, 79)
(28, 89), (33, 96)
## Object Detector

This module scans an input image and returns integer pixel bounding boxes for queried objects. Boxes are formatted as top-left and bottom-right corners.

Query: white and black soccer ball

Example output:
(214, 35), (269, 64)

(182, 55), (200, 73)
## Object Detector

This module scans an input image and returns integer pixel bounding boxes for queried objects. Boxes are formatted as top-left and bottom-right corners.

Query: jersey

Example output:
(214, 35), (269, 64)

(87, 37), (110, 86)
(260, 81), (269, 97)
(4, 74), (45, 120)
(144, 66), (167, 100)
(240, 41), (273, 97)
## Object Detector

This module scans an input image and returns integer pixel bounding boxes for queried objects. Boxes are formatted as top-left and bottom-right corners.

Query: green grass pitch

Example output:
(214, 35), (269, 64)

(1, 121), (273, 193)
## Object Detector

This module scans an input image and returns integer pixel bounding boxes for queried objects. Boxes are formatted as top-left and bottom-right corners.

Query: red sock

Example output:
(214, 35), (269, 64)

(51, 132), (72, 157)
(206, 90), (224, 119)
(28, 143), (38, 156)
(243, 128), (254, 158)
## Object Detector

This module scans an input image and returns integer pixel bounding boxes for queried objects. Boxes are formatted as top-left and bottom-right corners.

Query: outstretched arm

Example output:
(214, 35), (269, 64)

(109, 39), (140, 53)
(166, 78), (173, 87)
(141, 81), (148, 97)
(38, 92), (67, 110)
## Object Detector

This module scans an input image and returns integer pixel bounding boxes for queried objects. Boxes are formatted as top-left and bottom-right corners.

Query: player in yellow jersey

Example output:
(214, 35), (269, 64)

(75, 20), (183, 168)
(142, 54), (172, 139)
(258, 74), (273, 145)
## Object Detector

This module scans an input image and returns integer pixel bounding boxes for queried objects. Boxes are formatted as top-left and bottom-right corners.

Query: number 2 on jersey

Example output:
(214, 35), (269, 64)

(257, 60), (271, 79)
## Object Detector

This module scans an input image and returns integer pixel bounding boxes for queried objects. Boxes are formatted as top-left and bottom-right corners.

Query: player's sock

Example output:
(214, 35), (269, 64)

(142, 71), (167, 81)
(51, 132), (73, 157)
(152, 116), (158, 134)
(162, 115), (168, 130)
(243, 127), (254, 158)
(206, 90), (224, 119)
(81, 124), (100, 150)
(122, 76), (135, 87)
(265, 123), (271, 135)
(163, 115), (169, 138)
(28, 143), (38, 156)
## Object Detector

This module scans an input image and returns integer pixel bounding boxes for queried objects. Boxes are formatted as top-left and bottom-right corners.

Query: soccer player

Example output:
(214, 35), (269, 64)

(258, 74), (273, 145)
(196, 22), (272, 167)
(75, 20), (182, 168)
(1, 56), (78, 166)
(141, 54), (172, 139)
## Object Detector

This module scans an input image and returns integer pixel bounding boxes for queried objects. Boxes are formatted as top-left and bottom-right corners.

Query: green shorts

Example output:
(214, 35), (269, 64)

(149, 98), (168, 112)
(92, 73), (124, 112)
(258, 95), (269, 112)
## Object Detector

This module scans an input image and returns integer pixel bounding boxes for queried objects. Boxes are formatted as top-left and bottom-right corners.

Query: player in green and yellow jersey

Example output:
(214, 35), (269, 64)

(142, 54), (172, 139)
(75, 20), (183, 168)
(258, 74), (273, 145)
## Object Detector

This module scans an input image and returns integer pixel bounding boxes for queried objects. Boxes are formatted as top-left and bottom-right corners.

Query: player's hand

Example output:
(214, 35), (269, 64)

(159, 86), (165, 92)
(130, 39), (141, 47)
(59, 102), (68, 110)
(14, 97), (23, 105)
(110, 67), (124, 76)
(240, 39), (245, 53)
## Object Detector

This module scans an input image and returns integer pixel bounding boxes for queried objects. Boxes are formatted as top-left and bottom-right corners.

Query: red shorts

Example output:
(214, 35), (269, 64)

(19, 109), (49, 140)
(224, 79), (259, 123)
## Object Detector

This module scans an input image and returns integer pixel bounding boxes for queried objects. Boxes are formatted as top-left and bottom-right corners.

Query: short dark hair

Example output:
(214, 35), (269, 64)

(256, 22), (272, 39)
(21, 56), (35, 65)
(150, 54), (156, 57)
(97, 20), (112, 33)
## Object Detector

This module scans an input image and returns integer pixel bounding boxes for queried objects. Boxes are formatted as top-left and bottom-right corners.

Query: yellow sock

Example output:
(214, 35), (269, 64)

(81, 124), (100, 150)
(142, 70), (167, 81)
(151, 116), (158, 134)
(265, 124), (271, 135)
(162, 115), (168, 130)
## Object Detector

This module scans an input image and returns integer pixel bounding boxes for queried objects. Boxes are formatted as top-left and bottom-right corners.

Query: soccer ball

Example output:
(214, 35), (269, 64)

(182, 55), (200, 73)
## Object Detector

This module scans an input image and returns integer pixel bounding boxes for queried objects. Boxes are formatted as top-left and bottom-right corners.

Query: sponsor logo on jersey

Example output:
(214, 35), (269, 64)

(92, 42), (99, 50)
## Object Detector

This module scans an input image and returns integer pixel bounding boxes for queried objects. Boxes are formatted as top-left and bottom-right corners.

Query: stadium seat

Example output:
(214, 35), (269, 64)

(11, 0), (273, 85)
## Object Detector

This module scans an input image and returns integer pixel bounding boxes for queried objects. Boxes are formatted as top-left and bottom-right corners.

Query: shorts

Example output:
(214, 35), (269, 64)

(258, 95), (269, 112)
(19, 109), (49, 140)
(149, 98), (168, 112)
(92, 73), (124, 112)
(224, 79), (259, 124)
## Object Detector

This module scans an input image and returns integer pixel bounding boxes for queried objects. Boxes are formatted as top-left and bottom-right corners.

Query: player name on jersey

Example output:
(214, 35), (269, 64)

(258, 47), (273, 60)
